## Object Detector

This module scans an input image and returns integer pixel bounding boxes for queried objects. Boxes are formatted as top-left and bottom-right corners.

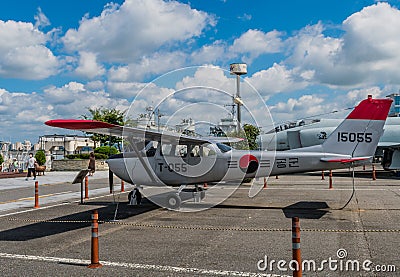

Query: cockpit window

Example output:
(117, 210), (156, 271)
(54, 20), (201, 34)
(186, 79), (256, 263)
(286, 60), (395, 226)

(216, 143), (231, 153)
(161, 144), (173, 156)
(175, 145), (187, 157)
(161, 143), (187, 157)
(190, 145), (200, 157)
(200, 143), (216, 157)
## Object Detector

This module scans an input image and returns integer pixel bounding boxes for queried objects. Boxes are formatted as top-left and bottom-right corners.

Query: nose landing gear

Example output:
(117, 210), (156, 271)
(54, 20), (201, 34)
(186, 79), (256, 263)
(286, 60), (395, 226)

(166, 193), (181, 210)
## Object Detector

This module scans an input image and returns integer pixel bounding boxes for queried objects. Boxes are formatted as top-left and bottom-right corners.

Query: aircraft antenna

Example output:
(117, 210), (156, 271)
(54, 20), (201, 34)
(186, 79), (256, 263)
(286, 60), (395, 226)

(338, 163), (356, 210)
(295, 106), (355, 121)
(224, 101), (236, 118)
(259, 105), (356, 131)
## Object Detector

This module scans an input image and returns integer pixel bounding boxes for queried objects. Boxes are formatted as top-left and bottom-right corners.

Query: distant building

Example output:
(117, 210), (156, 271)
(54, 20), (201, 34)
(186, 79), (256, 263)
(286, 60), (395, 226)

(0, 141), (9, 151)
(14, 142), (23, 151)
(1, 140), (33, 171)
(23, 140), (32, 151)
(39, 135), (95, 159)
(36, 135), (94, 170)
(10, 140), (32, 151)
(135, 106), (158, 130)
(131, 106), (197, 135)
(387, 93), (400, 117)
(217, 117), (238, 134)
(175, 118), (195, 136)
(210, 103), (238, 136)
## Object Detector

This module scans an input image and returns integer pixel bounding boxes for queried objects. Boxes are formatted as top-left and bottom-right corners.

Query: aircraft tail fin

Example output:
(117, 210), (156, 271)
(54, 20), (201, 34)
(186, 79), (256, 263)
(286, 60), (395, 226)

(321, 95), (392, 158)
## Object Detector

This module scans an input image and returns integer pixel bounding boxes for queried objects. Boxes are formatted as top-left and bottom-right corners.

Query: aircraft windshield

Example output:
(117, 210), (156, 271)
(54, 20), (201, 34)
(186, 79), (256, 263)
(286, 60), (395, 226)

(216, 143), (231, 153)
(145, 141), (158, 157)
(266, 119), (321, 134)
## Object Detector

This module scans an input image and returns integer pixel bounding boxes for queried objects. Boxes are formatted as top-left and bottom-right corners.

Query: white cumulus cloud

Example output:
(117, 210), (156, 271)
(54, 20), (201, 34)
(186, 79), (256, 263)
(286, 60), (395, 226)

(285, 2), (400, 87)
(230, 29), (284, 63)
(246, 63), (309, 98)
(0, 20), (58, 79)
(62, 0), (215, 63)
(75, 51), (105, 79)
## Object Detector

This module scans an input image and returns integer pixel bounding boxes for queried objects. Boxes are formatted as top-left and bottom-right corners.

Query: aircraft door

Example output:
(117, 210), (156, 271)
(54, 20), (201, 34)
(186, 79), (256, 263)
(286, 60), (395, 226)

(155, 143), (189, 185)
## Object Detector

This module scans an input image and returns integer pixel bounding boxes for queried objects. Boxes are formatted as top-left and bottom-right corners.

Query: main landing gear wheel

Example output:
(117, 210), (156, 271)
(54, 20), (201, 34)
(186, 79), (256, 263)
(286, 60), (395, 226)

(128, 191), (133, 202)
(166, 193), (181, 210)
(196, 187), (206, 200)
(128, 188), (142, 205)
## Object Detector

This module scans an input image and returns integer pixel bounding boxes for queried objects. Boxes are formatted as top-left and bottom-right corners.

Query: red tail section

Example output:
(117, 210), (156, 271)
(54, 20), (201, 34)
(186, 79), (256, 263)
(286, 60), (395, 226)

(321, 95), (392, 157)
(346, 95), (392, 120)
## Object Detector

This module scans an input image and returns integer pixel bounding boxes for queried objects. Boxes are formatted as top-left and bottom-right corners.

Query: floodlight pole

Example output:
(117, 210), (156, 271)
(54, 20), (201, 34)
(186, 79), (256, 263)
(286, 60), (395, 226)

(236, 75), (241, 134)
(230, 63), (247, 134)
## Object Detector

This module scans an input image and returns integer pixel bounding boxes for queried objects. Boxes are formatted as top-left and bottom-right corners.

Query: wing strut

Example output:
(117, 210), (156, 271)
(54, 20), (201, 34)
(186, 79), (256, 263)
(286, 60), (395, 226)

(130, 138), (157, 184)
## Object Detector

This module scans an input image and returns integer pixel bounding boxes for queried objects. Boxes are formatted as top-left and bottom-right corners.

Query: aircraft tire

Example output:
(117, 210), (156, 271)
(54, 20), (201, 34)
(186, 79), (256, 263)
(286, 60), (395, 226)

(196, 187), (206, 200)
(200, 189), (206, 200)
(166, 194), (181, 210)
(128, 190), (134, 202)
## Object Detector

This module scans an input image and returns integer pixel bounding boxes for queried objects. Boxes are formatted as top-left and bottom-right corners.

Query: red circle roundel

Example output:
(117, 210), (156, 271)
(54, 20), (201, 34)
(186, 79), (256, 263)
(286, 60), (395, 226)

(239, 154), (259, 174)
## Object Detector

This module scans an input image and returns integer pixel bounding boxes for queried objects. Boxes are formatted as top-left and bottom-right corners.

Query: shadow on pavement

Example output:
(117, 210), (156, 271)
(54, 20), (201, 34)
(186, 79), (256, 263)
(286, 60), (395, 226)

(0, 199), (157, 241)
(282, 201), (329, 219)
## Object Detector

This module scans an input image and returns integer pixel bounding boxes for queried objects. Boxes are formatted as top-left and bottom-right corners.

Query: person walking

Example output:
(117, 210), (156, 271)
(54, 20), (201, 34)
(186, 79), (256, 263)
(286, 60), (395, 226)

(25, 153), (37, 181)
(88, 152), (96, 176)
(13, 159), (19, 172)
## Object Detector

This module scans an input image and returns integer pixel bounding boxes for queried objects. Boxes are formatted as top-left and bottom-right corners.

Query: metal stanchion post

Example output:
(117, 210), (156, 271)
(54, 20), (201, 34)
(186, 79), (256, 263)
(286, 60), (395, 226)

(85, 176), (89, 200)
(34, 181), (39, 208)
(292, 217), (302, 277)
(372, 164), (376, 181)
(329, 170), (333, 189)
(121, 180), (125, 192)
(321, 171), (325, 180)
(88, 210), (102, 269)
(263, 177), (267, 189)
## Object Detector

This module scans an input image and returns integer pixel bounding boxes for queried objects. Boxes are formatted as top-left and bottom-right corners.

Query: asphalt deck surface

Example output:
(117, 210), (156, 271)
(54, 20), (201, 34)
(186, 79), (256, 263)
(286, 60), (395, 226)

(0, 167), (398, 276)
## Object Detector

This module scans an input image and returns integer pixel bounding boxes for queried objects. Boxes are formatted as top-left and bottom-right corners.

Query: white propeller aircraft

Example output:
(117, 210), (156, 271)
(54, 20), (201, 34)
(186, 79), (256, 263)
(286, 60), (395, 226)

(45, 96), (392, 210)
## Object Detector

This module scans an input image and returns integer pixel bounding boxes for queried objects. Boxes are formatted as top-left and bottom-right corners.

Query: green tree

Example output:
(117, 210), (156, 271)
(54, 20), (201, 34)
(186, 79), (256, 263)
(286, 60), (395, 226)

(228, 124), (260, 150)
(94, 146), (119, 156)
(82, 107), (126, 150)
(35, 150), (46, 166)
(0, 154), (4, 165)
(243, 124), (260, 150)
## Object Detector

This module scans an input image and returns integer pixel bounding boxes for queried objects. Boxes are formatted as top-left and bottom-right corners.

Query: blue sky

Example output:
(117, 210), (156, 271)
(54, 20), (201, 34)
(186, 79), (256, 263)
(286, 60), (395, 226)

(1, 0), (400, 142)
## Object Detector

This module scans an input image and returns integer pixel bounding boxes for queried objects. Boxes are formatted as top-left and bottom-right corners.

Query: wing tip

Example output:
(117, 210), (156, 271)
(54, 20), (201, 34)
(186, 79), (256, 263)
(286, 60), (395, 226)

(45, 119), (116, 129)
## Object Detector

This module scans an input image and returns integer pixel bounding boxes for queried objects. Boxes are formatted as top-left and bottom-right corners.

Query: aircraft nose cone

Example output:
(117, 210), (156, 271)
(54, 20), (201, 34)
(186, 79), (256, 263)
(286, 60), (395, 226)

(106, 156), (130, 183)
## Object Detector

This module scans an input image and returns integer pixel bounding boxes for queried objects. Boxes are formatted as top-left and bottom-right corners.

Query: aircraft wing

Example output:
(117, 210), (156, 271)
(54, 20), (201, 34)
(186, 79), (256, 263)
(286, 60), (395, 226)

(45, 119), (211, 144)
(202, 136), (244, 143)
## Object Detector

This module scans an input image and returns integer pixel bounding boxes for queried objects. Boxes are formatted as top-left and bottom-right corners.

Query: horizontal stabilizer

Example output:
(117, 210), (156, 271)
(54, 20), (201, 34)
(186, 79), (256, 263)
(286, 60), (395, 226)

(321, 156), (371, 163)
(378, 142), (400, 148)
